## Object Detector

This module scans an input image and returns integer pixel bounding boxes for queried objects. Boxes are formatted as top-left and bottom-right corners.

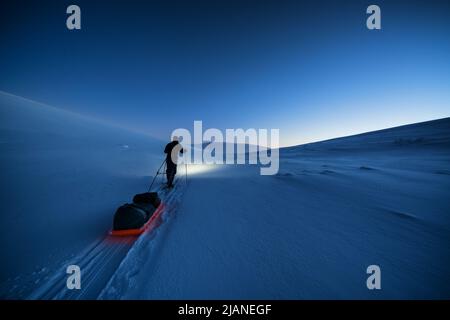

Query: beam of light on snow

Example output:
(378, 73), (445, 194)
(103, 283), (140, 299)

(184, 164), (218, 176)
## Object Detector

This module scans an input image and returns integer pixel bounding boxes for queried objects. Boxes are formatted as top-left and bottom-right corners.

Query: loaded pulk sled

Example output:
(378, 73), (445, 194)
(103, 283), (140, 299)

(110, 160), (167, 236)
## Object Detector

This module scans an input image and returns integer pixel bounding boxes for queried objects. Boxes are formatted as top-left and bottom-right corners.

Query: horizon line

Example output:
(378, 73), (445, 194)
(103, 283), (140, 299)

(1, 90), (447, 150)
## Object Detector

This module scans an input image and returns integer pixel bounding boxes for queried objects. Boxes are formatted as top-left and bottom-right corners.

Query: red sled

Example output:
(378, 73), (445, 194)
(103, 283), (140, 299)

(110, 202), (165, 237)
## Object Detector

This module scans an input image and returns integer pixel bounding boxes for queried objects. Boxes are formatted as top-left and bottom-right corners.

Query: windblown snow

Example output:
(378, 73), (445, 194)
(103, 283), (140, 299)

(1, 91), (449, 299)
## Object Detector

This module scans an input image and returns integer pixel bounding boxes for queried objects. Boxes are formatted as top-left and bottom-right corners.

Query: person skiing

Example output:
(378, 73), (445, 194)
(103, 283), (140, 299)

(164, 136), (184, 188)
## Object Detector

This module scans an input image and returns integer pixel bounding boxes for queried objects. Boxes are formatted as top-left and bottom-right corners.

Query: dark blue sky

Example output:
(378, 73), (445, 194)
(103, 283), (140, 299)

(1, 0), (449, 146)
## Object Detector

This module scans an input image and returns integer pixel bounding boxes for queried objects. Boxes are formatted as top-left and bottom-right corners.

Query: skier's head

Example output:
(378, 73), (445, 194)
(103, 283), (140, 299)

(172, 136), (179, 142)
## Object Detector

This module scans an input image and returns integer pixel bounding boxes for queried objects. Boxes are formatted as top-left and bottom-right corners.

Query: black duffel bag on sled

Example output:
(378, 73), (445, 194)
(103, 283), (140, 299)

(133, 192), (161, 208)
(111, 192), (162, 235)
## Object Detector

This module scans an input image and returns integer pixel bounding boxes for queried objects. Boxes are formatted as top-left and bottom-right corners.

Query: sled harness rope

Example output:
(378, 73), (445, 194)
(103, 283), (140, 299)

(148, 159), (167, 192)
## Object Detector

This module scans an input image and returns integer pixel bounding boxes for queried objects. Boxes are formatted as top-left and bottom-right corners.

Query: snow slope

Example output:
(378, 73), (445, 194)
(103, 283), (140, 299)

(1, 91), (449, 299)
(101, 118), (450, 299)
(0, 92), (165, 298)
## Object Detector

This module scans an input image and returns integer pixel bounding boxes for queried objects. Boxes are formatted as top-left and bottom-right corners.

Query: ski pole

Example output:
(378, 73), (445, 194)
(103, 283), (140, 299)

(162, 160), (167, 186)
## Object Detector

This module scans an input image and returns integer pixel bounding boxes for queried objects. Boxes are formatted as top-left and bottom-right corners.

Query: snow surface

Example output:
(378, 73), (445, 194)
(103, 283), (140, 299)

(1, 91), (449, 299)
(0, 92), (164, 298)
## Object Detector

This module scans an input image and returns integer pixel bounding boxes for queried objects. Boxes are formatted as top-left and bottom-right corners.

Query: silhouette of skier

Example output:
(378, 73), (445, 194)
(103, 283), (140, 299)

(164, 136), (184, 188)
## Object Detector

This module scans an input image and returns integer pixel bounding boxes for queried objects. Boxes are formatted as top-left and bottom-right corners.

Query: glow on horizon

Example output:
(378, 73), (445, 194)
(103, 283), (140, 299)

(2, 90), (449, 149)
(279, 94), (450, 147)
(281, 114), (450, 147)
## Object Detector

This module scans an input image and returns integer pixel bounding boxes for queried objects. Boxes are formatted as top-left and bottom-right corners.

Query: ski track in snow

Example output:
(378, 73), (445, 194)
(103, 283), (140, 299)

(27, 179), (186, 300)
(98, 179), (186, 299)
